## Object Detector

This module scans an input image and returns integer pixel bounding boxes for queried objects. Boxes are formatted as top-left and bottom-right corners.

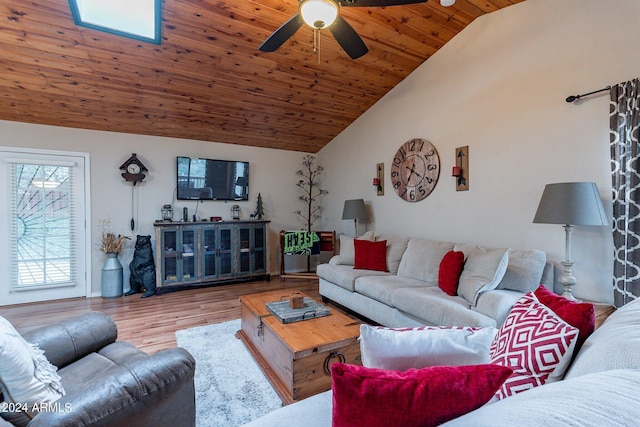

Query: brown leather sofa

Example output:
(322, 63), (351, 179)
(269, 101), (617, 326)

(1, 312), (196, 427)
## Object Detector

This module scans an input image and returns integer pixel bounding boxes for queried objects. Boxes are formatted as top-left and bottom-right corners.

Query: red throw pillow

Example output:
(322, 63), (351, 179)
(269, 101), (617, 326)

(331, 362), (512, 427)
(438, 250), (465, 296)
(354, 239), (388, 272)
(534, 285), (595, 350)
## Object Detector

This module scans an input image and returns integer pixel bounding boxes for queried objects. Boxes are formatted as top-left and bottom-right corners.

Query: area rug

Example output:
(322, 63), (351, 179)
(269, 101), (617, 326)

(175, 319), (283, 427)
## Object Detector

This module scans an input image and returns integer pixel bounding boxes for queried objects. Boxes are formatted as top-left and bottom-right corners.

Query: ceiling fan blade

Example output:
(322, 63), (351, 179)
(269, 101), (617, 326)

(339, 0), (427, 7)
(259, 14), (303, 52)
(329, 15), (369, 59)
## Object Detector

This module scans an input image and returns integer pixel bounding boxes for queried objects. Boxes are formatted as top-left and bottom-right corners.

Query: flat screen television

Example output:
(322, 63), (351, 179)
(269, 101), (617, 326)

(177, 156), (249, 201)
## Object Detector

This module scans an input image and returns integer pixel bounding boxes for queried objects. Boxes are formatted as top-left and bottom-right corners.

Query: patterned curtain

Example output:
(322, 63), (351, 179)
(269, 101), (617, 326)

(610, 78), (640, 307)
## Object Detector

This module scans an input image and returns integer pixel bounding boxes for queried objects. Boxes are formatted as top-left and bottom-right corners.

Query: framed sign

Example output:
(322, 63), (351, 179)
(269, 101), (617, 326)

(279, 230), (336, 279)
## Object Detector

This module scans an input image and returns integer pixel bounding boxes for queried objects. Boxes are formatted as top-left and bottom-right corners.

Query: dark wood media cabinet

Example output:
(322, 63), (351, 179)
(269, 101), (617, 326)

(154, 220), (270, 293)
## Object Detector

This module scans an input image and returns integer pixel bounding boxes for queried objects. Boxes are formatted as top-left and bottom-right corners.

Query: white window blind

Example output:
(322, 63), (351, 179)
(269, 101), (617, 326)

(8, 161), (77, 290)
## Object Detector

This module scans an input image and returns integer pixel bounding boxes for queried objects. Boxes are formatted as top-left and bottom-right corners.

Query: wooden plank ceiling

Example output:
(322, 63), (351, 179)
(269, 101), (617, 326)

(0, 0), (523, 153)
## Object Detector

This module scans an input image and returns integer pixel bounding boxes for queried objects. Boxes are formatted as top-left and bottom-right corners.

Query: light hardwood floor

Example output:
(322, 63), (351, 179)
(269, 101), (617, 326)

(0, 278), (320, 354)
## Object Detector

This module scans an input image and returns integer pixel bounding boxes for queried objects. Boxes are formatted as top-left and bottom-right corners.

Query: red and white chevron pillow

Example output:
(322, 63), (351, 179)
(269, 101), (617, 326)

(489, 292), (580, 399)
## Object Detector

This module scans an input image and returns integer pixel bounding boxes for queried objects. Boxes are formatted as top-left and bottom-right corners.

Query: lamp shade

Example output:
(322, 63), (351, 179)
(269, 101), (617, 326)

(342, 199), (368, 221)
(533, 182), (608, 226)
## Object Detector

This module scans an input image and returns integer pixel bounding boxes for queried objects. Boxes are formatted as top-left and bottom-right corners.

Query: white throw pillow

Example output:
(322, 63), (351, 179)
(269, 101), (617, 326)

(338, 231), (374, 265)
(457, 248), (510, 306)
(496, 248), (546, 293)
(0, 316), (65, 408)
(360, 324), (498, 371)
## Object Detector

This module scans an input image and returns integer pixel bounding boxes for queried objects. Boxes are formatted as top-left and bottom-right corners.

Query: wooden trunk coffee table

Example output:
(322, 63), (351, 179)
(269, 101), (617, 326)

(237, 289), (361, 404)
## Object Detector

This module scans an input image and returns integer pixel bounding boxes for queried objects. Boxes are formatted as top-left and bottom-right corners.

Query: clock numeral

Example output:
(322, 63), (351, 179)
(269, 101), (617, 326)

(418, 185), (426, 197)
(391, 171), (399, 178)
(425, 177), (434, 184)
(425, 150), (435, 158)
(394, 181), (401, 189)
(409, 189), (415, 201)
(400, 188), (408, 198)
(408, 139), (425, 152)
(427, 164), (438, 171)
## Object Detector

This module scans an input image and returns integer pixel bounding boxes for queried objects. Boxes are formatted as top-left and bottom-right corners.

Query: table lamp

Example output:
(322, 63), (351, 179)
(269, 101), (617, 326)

(342, 199), (368, 237)
(533, 182), (608, 300)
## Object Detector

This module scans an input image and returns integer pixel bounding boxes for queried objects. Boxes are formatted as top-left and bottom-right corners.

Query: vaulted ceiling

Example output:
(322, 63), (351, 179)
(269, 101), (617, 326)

(0, 0), (523, 153)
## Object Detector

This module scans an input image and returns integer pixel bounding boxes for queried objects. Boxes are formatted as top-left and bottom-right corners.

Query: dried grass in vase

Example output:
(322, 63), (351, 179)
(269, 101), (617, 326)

(101, 232), (130, 254)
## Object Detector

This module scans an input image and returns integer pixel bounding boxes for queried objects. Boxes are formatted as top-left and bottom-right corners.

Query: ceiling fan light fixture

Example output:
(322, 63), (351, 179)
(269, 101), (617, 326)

(300, 0), (339, 29)
(440, 0), (456, 6)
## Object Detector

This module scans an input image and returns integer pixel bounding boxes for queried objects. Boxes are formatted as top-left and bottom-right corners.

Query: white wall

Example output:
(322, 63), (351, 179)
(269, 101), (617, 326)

(0, 119), (311, 296)
(317, 0), (640, 304)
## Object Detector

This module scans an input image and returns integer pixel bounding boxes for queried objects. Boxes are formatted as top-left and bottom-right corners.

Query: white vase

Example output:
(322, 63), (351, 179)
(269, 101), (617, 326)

(101, 253), (123, 298)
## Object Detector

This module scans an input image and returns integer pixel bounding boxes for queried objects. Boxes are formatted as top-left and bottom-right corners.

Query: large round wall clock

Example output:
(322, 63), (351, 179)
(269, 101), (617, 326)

(390, 138), (440, 202)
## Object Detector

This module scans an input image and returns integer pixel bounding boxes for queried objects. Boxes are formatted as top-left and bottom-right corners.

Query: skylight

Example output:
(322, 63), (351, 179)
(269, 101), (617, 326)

(68, 0), (162, 44)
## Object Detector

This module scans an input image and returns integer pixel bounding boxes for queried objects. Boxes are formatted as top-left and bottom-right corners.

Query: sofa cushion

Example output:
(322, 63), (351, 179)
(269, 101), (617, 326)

(317, 264), (390, 292)
(489, 293), (579, 399)
(496, 249), (546, 292)
(442, 369), (640, 427)
(331, 362), (512, 427)
(241, 390), (333, 427)
(391, 287), (497, 327)
(360, 324), (497, 371)
(354, 275), (427, 307)
(472, 289), (523, 327)
(56, 342), (147, 394)
(0, 316), (65, 408)
(354, 239), (388, 272)
(336, 231), (374, 265)
(397, 238), (454, 284)
(375, 235), (409, 274)
(457, 248), (510, 306)
(565, 296), (640, 379)
(438, 250), (465, 296)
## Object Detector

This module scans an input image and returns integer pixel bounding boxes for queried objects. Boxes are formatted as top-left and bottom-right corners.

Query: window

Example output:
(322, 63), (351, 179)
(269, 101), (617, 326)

(68, 0), (162, 44)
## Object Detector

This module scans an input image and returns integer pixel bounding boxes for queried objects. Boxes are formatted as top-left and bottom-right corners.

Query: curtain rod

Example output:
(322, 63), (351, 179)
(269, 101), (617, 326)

(566, 86), (611, 103)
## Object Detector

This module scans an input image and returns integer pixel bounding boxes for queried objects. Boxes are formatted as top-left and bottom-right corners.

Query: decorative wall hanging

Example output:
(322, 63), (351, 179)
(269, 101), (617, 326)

(454, 146), (469, 191)
(390, 138), (440, 202)
(373, 163), (384, 196)
(119, 153), (149, 231)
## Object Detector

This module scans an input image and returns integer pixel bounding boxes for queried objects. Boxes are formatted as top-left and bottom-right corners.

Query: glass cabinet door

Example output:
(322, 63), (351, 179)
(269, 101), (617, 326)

(162, 229), (178, 283)
(180, 229), (196, 282)
(202, 227), (217, 278)
(218, 226), (233, 276)
(238, 226), (251, 274)
(161, 227), (198, 284)
(253, 225), (266, 273)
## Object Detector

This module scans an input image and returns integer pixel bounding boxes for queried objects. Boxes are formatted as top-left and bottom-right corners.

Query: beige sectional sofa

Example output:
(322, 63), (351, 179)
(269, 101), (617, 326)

(317, 234), (552, 328)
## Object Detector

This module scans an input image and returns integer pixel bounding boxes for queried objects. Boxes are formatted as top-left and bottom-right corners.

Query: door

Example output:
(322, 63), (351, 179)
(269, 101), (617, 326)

(160, 226), (198, 285)
(218, 225), (234, 277)
(0, 148), (90, 306)
(201, 225), (218, 279)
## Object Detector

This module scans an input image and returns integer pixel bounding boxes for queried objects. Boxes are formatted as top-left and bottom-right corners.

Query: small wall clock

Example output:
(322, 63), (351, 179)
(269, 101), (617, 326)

(390, 138), (440, 202)
(119, 153), (148, 186)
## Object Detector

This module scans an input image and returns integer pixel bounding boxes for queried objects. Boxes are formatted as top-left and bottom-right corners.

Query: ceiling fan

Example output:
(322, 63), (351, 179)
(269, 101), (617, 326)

(259, 0), (429, 60)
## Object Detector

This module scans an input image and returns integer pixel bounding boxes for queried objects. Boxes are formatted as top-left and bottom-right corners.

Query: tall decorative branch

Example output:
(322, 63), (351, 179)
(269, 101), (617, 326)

(295, 155), (328, 232)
